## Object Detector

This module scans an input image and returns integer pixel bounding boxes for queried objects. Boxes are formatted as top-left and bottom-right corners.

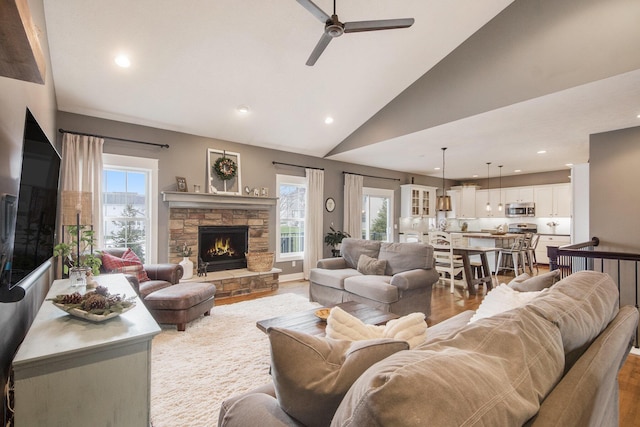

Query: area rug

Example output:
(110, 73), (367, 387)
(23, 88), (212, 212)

(150, 293), (319, 427)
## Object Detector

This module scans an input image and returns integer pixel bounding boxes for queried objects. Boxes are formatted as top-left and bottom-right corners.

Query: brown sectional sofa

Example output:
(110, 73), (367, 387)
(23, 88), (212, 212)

(218, 271), (638, 426)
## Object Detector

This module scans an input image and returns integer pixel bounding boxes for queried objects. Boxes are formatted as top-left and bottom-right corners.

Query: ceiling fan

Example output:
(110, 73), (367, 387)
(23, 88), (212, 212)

(296, 0), (415, 66)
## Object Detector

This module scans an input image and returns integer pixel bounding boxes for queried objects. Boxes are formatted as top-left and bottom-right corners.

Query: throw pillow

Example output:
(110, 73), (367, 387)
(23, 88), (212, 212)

(101, 248), (150, 282)
(268, 327), (408, 427)
(356, 254), (387, 275)
(468, 284), (546, 323)
(326, 306), (427, 349)
(508, 269), (561, 292)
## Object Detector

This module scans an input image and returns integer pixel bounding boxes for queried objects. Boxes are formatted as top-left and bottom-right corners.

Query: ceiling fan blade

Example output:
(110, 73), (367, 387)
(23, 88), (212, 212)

(306, 33), (333, 66)
(296, 0), (331, 24)
(344, 18), (414, 33)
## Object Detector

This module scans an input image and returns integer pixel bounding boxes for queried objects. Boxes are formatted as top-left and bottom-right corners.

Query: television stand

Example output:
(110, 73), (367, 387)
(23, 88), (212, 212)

(12, 274), (160, 426)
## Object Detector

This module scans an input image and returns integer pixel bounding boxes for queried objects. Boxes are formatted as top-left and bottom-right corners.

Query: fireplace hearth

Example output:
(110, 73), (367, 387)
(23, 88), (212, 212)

(198, 226), (248, 271)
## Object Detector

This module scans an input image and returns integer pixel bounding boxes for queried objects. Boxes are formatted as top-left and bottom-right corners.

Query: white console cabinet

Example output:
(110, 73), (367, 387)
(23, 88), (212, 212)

(12, 274), (160, 426)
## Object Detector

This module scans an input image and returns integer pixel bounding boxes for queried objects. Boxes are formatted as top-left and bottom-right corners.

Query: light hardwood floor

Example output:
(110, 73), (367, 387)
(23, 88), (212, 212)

(216, 268), (640, 426)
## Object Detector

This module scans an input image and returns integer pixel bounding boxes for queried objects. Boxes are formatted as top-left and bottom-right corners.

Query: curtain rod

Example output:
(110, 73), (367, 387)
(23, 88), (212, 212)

(342, 171), (401, 182)
(272, 161), (324, 170)
(58, 128), (170, 149)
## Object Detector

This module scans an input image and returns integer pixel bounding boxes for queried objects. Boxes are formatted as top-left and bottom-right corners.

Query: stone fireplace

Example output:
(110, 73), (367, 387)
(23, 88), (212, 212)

(163, 191), (279, 299)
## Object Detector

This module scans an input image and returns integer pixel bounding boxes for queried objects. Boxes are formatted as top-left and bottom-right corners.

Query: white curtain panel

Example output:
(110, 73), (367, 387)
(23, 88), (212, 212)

(343, 173), (363, 239)
(60, 133), (104, 247)
(303, 168), (324, 280)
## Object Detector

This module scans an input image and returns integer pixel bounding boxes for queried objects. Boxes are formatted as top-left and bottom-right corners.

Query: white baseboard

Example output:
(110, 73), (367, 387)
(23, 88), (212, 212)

(630, 347), (640, 357)
(280, 272), (305, 282)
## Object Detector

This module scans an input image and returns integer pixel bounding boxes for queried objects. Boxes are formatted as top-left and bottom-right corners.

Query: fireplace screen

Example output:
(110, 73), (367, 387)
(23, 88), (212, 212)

(198, 226), (248, 271)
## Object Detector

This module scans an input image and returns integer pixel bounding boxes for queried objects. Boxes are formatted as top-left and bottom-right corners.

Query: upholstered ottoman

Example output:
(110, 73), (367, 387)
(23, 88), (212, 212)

(144, 282), (216, 331)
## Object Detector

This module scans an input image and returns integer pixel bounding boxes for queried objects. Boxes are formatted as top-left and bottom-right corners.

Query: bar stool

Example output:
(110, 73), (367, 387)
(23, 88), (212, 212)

(523, 233), (540, 273)
(494, 236), (526, 277)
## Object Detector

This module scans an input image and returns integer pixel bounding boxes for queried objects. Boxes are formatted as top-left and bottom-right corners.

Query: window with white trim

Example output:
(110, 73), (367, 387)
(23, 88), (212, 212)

(102, 154), (158, 263)
(276, 174), (306, 261)
(362, 187), (394, 242)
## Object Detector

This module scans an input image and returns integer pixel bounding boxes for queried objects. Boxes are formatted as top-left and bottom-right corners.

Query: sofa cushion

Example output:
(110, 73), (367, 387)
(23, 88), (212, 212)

(468, 284), (547, 323)
(524, 270), (619, 367)
(268, 327), (408, 427)
(310, 268), (362, 290)
(101, 248), (150, 282)
(509, 269), (561, 292)
(340, 238), (381, 270)
(332, 309), (565, 427)
(356, 254), (387, 275)
(378, 242), (432, 275)
(344, 275), (397, 303)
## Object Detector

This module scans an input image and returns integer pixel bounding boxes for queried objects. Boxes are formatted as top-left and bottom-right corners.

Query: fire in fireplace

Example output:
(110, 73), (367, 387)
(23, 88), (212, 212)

(198, 226), (248, 271)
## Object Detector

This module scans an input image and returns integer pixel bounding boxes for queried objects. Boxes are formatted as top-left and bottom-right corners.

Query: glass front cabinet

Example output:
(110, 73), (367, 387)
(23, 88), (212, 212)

(401, 184), (437, 218)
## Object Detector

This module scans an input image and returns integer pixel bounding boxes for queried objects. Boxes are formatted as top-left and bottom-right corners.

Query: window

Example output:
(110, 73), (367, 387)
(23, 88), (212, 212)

(102, 154), (158, 263)
(362, 187), (394, 242)
(276, 174), (306, 261)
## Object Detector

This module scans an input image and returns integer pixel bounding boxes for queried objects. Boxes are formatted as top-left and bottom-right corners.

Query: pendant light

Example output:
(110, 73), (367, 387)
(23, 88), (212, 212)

(437, 147), (452, 211)
(485, 162), (492, 211)
(498, 165), (503, 211)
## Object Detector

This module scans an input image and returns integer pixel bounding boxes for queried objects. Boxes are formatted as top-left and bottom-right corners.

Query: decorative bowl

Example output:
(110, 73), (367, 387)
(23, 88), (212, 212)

(315, 308), (331, 321)
(53, 302), (135, 322)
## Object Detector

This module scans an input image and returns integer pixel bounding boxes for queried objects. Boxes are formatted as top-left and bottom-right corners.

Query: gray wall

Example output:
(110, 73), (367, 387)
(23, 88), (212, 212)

(590, 126), (640, 253)
(0, 0), (58, 423)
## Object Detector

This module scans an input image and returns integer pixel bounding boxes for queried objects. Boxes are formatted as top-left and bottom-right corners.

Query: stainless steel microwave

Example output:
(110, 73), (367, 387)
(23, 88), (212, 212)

(505, 202), (535, 217)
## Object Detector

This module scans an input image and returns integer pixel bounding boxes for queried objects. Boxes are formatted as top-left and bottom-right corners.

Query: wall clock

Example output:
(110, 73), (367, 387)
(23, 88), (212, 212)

(325, 197), (336, 212)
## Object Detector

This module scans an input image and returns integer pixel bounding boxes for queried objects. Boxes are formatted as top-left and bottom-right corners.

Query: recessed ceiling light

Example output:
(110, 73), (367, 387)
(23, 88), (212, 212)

(537, 150), (547, 154)
(434, 167), (441, 171)
(324, 116), (334, 124)
(514, 169), (522, 173)
(565, 163), (574, 167)
(114, 54), (131, 68)
(236, 105), (250, 114)
(472, 174), (478, 178)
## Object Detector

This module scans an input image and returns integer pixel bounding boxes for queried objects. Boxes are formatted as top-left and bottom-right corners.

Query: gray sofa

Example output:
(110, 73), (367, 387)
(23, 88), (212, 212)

(309, 238), (439, 317)
(218, 271), (639, 427)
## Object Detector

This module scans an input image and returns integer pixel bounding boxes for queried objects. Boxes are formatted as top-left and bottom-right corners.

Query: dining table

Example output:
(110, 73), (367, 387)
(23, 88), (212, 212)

(451, 246), (500, 295)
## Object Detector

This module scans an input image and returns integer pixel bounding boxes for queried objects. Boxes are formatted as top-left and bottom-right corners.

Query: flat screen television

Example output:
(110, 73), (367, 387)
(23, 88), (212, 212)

(0, 110), (61, 296)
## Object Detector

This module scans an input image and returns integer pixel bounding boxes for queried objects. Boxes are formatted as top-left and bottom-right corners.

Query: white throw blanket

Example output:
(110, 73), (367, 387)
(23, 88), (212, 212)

(326, 306), (427, 348)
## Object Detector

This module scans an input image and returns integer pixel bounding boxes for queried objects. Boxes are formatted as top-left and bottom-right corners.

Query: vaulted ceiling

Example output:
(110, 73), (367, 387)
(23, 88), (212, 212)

(43, 0), (640, 179)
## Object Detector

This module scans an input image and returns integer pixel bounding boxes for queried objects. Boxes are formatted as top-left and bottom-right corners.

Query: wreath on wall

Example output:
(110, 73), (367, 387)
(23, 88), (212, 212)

(213, 156), (237, 181)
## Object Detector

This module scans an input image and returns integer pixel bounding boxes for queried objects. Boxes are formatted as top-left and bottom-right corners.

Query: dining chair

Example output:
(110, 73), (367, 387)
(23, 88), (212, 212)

(494, 235), (526, 277)
(428, 231), (465, 293)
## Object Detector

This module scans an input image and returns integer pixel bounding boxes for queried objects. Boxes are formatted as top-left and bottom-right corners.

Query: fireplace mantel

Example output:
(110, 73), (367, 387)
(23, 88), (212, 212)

(162, 191), (277, 210)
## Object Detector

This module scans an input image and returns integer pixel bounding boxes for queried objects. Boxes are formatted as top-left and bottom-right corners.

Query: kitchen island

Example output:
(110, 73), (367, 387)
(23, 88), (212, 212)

(462, 233), (522, 273)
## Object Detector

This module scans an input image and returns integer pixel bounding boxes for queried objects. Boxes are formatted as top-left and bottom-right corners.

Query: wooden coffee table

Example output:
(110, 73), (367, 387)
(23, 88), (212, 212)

(256, 301), (400, 336)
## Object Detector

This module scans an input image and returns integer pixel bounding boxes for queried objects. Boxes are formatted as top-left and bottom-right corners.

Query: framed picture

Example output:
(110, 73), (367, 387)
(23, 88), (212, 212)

(176, 176), (188, 192)
(207, 149), (241, 195)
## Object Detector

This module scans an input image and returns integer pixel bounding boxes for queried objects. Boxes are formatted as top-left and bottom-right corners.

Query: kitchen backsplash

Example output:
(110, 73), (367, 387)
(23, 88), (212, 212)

(399, 216), (571, 235)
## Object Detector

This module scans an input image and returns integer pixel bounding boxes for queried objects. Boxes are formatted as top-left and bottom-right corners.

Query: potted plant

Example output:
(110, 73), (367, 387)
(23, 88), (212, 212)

(324, 227), (351, 249)
(53, 226), (102, 285)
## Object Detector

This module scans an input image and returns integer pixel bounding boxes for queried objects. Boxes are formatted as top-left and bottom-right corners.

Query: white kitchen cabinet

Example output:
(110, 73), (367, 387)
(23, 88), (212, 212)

(552, 184), (571, 217)
(448, 186), (476, 218)
(401, 184), (437, 218)
(504, 187), (534, 204)
(536, 235), (571, 264)
(534, 184), (571, 217)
